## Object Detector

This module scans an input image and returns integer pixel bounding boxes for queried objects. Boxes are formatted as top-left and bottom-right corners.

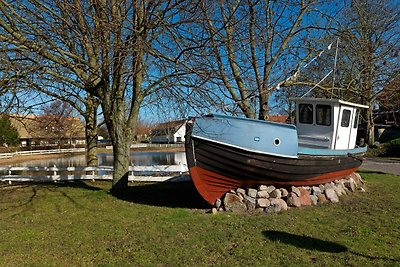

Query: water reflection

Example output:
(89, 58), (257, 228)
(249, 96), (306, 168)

(16, 154), (87, 167)
(16, 152), (187, 167)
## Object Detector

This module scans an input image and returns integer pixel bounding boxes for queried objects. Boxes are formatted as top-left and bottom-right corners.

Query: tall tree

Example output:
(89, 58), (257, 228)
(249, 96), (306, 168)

(338, 0), (399, 145)
(182, 0), (335, 119)
(0, 0), (190, 192)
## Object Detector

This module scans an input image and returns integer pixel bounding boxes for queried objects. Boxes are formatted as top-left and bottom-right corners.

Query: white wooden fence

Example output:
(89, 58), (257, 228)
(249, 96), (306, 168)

(0, 164), (190, 183)
(0, 148), (86, 159)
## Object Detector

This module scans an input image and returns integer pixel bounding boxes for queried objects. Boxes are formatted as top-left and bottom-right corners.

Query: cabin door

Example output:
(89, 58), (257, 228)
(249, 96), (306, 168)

(335, 106), (353, 149)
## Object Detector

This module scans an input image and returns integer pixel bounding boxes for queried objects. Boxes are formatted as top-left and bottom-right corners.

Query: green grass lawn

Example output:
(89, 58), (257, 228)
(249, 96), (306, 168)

(1, 172), (399, 266)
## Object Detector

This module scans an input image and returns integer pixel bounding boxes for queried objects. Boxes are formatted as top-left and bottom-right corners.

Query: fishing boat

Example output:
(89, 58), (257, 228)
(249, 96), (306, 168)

(185, 97), (368, 205)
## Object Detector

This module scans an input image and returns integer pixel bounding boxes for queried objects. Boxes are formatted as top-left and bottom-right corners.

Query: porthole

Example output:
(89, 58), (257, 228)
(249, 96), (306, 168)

(274, 138), (280, 146)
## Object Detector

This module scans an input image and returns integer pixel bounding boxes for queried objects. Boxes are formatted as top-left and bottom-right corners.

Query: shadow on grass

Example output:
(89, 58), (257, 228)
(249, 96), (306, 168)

(111, 181), (208, 209)
(263, 230), (348, 253)
(1, 181), (104, 216)
(264, 230), (400, 263)
(50, 180), (104, 191)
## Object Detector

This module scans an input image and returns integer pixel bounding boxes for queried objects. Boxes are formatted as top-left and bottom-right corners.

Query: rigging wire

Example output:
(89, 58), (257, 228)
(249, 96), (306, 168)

(216, 39), (338, 112)
(331, 38), (340, 98)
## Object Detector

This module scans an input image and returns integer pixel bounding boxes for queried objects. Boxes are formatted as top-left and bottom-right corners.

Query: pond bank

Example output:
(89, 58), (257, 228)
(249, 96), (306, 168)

(0, 146), (185, 167)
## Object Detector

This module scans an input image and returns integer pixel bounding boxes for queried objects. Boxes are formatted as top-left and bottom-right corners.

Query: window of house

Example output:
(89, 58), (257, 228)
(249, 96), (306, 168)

(341, 109), (351, 127)
(353, 109), (359, 128)
(299, 104), (313, 124)
(316, 105), (331, 126)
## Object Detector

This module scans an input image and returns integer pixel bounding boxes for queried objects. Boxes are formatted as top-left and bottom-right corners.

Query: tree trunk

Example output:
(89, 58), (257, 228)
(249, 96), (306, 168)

(101, 93), (139, 194)
(85, 118), (98, 166)
(85, 95), (99, 166)
(110, 135), (131, 194)
(366, 107), (375, 146)
(259, 93), (269, 120)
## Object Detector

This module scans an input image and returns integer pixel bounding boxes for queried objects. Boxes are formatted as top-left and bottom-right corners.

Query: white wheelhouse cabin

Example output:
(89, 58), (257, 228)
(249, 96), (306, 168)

(291, 98), (369, 150)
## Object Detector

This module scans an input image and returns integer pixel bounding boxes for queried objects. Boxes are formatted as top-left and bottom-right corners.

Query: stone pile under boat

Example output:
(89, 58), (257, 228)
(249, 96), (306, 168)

(211, 173), (365, 214)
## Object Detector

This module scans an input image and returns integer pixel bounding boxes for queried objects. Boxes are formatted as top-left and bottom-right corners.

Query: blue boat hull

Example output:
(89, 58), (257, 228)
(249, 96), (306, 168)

(185, 115), (366, 205)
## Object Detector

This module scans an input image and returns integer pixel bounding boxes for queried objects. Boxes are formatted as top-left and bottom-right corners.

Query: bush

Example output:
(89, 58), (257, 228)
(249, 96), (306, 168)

(0, 116), (20, 146)
(366, 138), (400, 157)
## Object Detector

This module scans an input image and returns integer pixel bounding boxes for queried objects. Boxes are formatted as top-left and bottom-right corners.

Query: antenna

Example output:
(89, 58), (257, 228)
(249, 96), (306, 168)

(331, 38), (339, 98)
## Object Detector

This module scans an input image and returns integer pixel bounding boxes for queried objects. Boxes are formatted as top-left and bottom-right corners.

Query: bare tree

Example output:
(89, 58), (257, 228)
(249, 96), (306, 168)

(337, 0), (399, 145)
(0, 45), (100, 165)
(181, 0), (335, 119)
(39, 100), (84, 148)
(0, 0), (191, 192)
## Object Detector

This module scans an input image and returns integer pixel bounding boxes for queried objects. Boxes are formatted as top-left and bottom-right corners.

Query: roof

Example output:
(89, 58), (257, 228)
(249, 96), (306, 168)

(268, 115), (289, 123)
(151, 119), (186, 131)
(7, 114), (85, 139)
(290, 97), (369, 109)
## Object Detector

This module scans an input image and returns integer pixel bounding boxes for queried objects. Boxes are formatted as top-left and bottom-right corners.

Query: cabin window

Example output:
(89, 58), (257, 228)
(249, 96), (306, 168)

(316, 105), (331, 126)
(299, 104), (313, 124)
(341, 109), (351, 127)
(353, 109), (359, 128)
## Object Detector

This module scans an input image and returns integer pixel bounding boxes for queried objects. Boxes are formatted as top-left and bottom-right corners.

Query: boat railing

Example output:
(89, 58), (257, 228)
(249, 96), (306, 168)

(0, 164), (190, 183)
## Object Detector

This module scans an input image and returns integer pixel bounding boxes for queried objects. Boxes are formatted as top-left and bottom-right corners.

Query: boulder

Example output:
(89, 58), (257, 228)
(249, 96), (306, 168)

(319, 184), (325, 192)
(334, 186), (343, 197)
(298, 187), (312, 206)
(287, 193), (301, 207)
(247, 188), (258, 198)
(346, 172), (364, 186)
(269, 189), (282, 199)
(257, 198), (271, 208)
(345, 178), (356, 192)
(317, 193), (328, 204)
(312, 186), (322, 196)
(236, 188), (246, 196)
(223, 193), (247, 212)
(280, 188), (289, 198)
(353, 172), (364, 185)
(336, 181), (347, 195)
(257, 190), (270, 198)
(258, 185), (268, 191)
(325, 188), (339, 203)
(214, 198), (222, 209)
(324, 182), (335, 190)
(290, 186), (301, 197)
(266, 186), (276, 194)
(309, 195), (318, 205)
(243, 195), (256, 210)
(270, 198), (288, 211)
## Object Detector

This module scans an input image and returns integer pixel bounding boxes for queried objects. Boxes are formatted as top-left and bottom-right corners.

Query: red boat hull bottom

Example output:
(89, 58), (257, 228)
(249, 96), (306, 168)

(189, 166), (360, 206)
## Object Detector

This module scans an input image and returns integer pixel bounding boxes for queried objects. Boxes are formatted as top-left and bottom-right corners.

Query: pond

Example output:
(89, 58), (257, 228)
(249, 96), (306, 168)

(15, 151), (187, 167)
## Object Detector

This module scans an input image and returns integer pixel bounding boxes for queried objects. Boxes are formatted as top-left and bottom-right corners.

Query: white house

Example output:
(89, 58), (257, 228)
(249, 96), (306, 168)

(150, 120), (186, 143)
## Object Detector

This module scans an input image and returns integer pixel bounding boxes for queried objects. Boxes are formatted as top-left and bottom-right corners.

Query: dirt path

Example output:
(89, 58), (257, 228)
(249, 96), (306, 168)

(361, 158), (400, 176)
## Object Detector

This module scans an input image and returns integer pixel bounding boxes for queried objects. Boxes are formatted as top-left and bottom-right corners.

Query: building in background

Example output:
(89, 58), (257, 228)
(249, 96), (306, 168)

(8, 114), (86, 148)
(149, 120), (186, 144)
